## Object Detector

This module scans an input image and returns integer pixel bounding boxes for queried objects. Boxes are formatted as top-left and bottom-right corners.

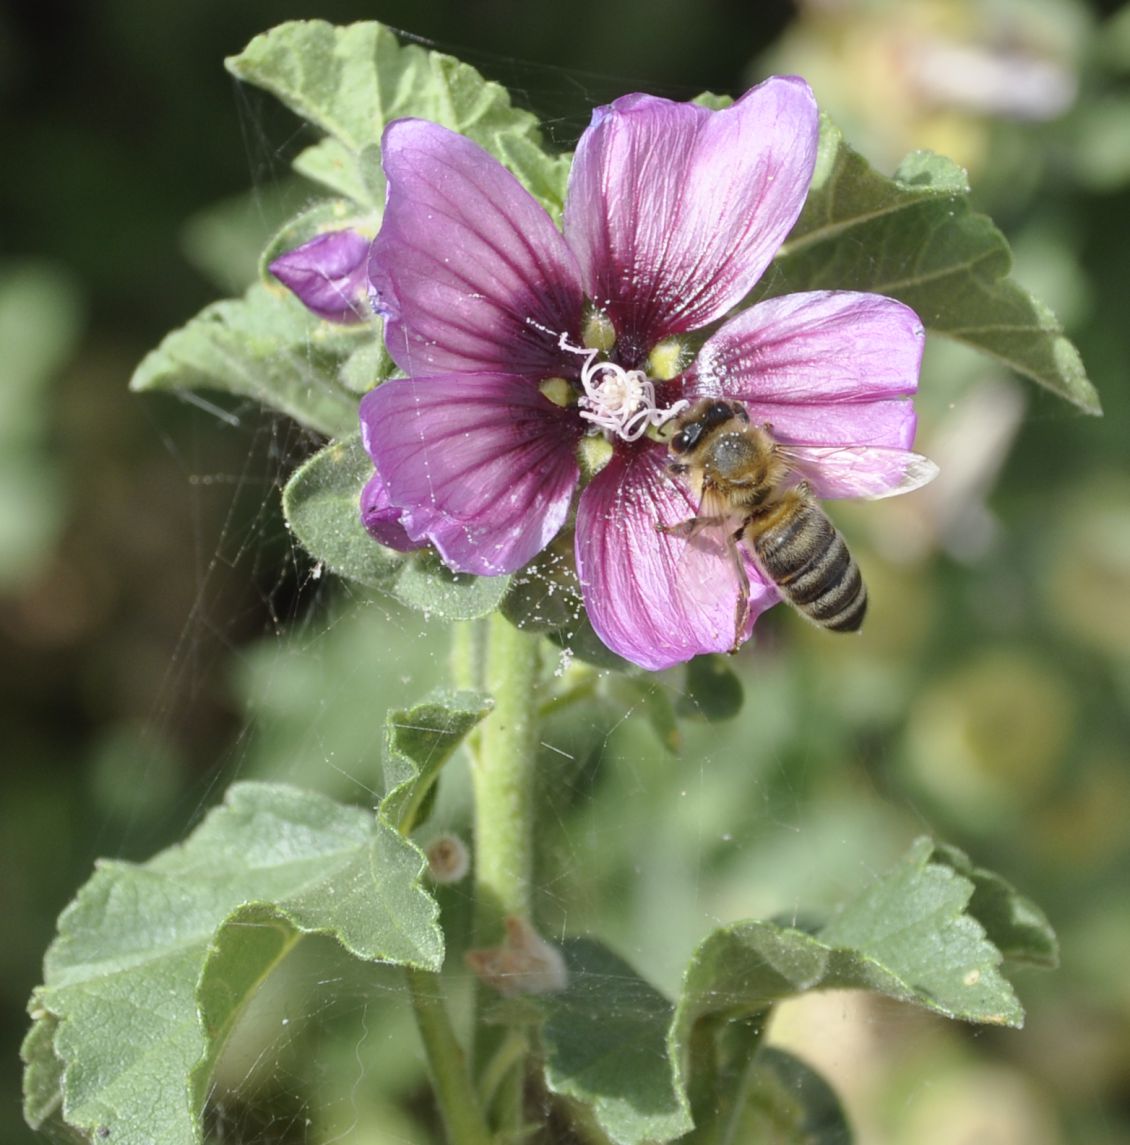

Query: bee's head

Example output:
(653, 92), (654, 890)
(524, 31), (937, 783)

(669, 399), (747, 456)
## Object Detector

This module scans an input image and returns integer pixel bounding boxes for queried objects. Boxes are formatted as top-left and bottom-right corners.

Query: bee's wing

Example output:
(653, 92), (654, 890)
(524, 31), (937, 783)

(779, 445), (939, 501)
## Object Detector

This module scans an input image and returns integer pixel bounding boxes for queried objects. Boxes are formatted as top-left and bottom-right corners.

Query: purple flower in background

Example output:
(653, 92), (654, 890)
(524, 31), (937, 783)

(275, 78), (931, 670)
(270, 229), (373, 323)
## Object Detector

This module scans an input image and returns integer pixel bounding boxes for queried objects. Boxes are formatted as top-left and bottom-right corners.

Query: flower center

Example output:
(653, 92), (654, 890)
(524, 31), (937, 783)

(570, 341), (687, 443)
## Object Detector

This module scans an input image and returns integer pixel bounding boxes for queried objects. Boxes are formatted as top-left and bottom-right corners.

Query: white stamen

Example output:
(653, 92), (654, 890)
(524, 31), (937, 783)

(555, 332), (688, 443)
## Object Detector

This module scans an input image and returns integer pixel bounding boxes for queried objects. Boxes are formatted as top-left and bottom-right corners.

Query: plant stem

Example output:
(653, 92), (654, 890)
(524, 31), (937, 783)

(450, 619), (484, 692)
(465, 614), (542, 1134)
(405, 967), (493, 1145)
(472, 613), (540, 938)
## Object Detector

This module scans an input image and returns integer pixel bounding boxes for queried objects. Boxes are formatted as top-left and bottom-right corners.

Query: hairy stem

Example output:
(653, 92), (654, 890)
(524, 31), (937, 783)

(466, 614), (542, 1132)
(405, 967), (492, 1145)
(450, 619), (484, 692)
(473, 613), (541, 937)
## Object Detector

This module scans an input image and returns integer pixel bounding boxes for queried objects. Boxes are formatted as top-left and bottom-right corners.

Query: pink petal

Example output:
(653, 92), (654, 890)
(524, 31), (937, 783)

(575, 447), (778, 671)
(360, 470), (426, 552)
(371, 119), (584, 377)
(360, 374), (581, 576)
(269, 229), (373, 323)
(691, 291), (925, 448)
(564, 78), (818, 356)
(783, 445), (939, 500)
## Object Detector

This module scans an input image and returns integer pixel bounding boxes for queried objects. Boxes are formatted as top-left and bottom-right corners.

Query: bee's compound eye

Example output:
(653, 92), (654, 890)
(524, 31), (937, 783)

(672, 423), (703, 453)
(704, 401), (735, 427)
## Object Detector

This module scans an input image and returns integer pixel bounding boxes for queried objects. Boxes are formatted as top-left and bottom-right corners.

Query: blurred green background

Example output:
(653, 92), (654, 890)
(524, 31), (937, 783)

(4, 0), (1130, 1141)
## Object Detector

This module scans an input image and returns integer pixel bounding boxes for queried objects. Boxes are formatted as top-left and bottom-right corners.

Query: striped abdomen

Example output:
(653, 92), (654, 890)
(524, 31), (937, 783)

(747, 490), (867, 632)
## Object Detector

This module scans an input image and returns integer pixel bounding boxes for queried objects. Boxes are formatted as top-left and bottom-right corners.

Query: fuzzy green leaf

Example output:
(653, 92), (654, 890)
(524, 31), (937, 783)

(541, 939), (692, 1145)
(292, 137), (386, 206)
(761, 118), (1099, 413)
(393, 550), (512, 621)
(339, 336), (394, 395)
(20, 1012), (67, 1136)
(739, 1047), (853, 1144)
(129, 282), (366, 436)
(500, 543), (586, 635)
(24, 783), (441, 1145)
(282, 434), (403, 586)
(281, 437), (512, 618)
(545, 612), (636, 672)
(692, 1025), (853, 1145)
(931, 843), (1059, 968)
(226, 20), (568, 214)
(381, 689), (493, 834)
(673, 838), (1026, 1084)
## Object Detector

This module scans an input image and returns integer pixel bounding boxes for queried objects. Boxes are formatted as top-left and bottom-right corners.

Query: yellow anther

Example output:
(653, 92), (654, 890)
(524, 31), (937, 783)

(646, 337), (688, 381)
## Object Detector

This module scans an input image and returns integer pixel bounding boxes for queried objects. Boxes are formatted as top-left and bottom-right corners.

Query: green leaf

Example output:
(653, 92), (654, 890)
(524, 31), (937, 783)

(931, 842), (1059, 968)
(339, 335), (394, 395)
(739, 1047), (853, 1144)
(381, 689), (493, 834)
(817, 836), (1027, 1023)
(540, 939), (692, 1145)
(690, 1019), (853, 1145)
(292, 137), (386, 206)
(226, 20), (568, 214)
(500, 542), (587, 635)
(281, 437), (513, 619)
(673, 838), (1025, 1087)
(761, 117), (1100, 414)
(130, 282), (366, 436)
(20, 1012), (67, 1135)
(545, 612), (636, 672)
(492, 133), (571, 223)
(282, 434), (404, 586)
(678, 654), (744, 722)
(394, 550), (511, 621)
(25, 782), (441, 1145)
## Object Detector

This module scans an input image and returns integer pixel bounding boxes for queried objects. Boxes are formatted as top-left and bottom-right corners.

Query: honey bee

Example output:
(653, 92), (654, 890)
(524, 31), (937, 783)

(663, 398), (935, 647)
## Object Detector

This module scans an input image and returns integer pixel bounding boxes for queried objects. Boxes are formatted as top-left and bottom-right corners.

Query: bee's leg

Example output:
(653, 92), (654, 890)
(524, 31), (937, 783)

(728, 531), (752, 654)
(657, 514), (729, 538)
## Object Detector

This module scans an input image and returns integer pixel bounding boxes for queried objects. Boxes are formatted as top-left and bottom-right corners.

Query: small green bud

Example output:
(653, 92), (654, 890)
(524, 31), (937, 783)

(582, 307), (616, 353)
(539, 376), (574, 408)
(578, 433), (614, 479)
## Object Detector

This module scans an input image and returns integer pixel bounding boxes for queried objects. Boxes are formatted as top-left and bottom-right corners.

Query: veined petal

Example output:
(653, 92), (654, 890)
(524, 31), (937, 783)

(360, 374), (581, 576)
(360, 469), (426, 552)
(269, 229), (373, 323)
(371, 120), (584, 377)
(691, 291), (926, 448)
(564, 77), (818, 356)
(575, 447), (777, 671)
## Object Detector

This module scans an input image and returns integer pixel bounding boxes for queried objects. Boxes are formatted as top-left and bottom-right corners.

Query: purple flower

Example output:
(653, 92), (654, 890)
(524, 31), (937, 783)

(282, 78), (931, 670)
(269, 229), (374, 323)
